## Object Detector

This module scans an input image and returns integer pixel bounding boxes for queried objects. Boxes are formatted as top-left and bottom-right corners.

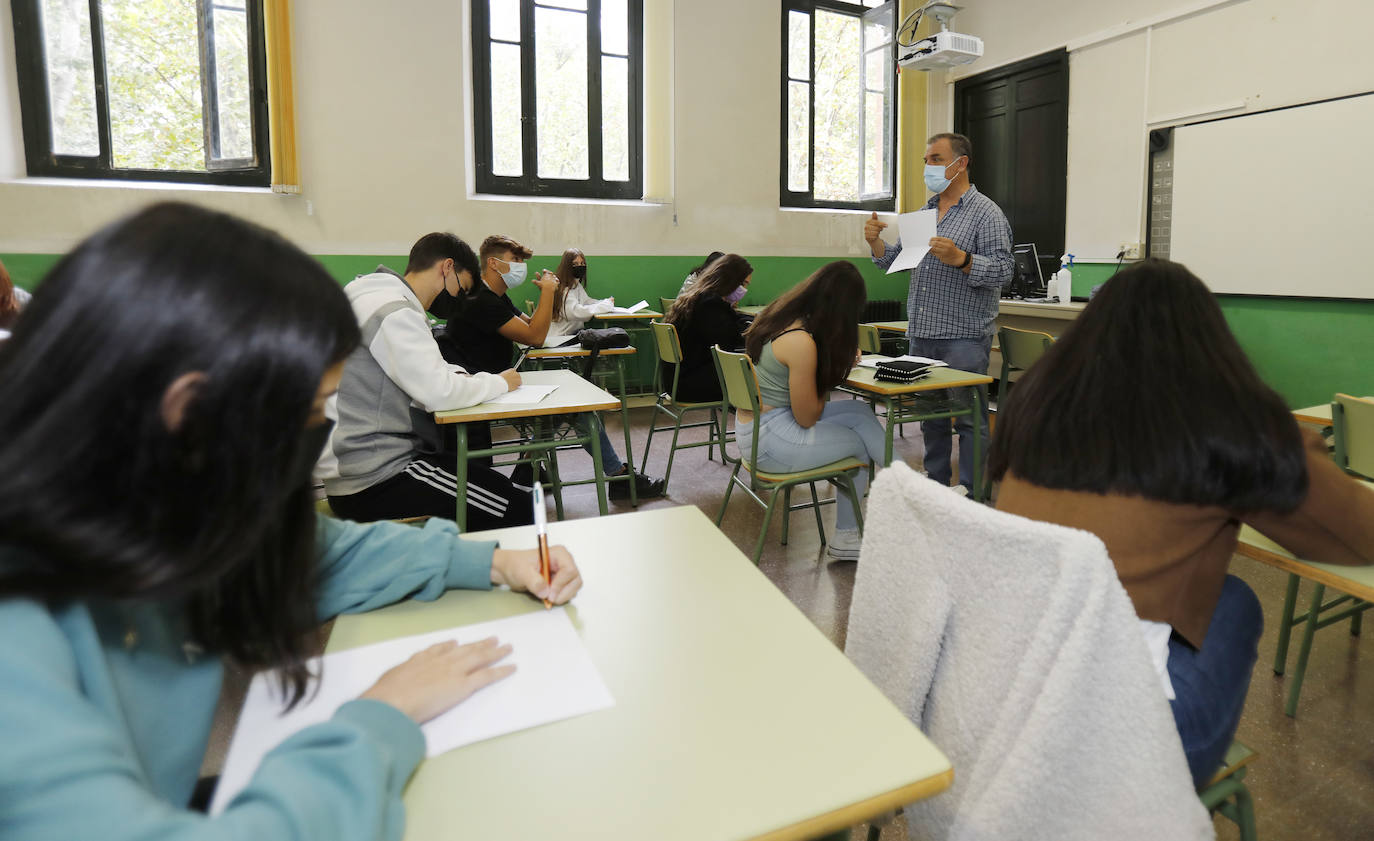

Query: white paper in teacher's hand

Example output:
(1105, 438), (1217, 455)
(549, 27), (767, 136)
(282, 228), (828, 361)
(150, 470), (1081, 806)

(210, 607), (614, 815)
(884, 209), (938, 274)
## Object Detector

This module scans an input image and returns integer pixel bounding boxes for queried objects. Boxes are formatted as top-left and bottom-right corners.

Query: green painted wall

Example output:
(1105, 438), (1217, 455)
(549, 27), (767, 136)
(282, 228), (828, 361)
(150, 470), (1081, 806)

(8, 251), (1370, 409)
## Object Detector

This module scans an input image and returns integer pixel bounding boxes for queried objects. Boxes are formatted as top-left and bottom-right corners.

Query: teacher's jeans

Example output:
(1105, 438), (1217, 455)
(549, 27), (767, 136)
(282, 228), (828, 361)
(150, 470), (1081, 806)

(736, 401), (885, 531)
(907, 336), (991, 491)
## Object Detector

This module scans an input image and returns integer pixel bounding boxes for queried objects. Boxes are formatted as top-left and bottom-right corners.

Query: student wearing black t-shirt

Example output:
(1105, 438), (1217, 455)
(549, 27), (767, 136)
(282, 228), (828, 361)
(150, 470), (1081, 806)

(433, 235), (665, 501)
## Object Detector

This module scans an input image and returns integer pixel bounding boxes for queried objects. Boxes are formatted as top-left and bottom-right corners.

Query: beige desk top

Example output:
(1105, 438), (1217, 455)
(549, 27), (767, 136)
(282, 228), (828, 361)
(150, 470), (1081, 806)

(737, 304), (766, 316)
(997, 300), (1086, 319)
(1292, 404), (1333, 425)
(595, 309), (663, 321)
(434, 369), (618, 425)
(1238, 526), (1374, 604)
(866, 320), (908, 334)
(526, 345), (638, 359)
(845, 365), (994, 396)
(327, 506), (952, 841)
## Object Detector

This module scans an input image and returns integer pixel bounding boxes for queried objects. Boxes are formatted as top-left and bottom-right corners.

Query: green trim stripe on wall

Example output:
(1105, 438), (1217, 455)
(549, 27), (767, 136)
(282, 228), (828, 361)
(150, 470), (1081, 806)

(6, 252), (1372, 409)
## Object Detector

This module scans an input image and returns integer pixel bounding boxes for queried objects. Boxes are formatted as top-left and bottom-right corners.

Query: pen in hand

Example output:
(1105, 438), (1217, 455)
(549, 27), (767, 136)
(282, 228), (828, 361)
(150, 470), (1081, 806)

(532, 483), (552, 609)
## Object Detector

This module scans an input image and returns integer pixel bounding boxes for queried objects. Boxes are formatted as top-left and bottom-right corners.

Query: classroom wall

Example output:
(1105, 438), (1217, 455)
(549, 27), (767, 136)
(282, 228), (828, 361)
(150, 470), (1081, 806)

(914, 0), (1374, 407)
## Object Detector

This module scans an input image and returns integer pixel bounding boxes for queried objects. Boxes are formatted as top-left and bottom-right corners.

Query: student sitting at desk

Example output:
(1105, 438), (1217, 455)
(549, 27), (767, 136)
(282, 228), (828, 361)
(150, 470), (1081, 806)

(321, 232), (533, 528)
(549, 247), (614, 336)
(677, 250), (724, 297)
(740, 261), (885, 561)
(990, 258), (1374, 787)
(664, 253), (752, 403)
(434, 235), (665, 500)
(0, 203), (583, 841)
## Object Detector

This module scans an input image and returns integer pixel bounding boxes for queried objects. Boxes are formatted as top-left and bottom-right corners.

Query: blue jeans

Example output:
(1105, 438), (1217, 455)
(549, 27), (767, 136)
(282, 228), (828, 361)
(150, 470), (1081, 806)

(571, 414), (624, 475)
(908, 336), (991, 490)
(1167, 575), (1263, 788)
(736, 401), (885, 530)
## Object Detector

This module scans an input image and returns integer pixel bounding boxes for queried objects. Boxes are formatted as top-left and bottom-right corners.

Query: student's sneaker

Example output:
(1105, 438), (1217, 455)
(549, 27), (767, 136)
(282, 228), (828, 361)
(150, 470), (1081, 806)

(608, 466), (667, 500)
(510, 461), (545, 491)
(826, 528), (864, 562)
(949, 484), (969, 498)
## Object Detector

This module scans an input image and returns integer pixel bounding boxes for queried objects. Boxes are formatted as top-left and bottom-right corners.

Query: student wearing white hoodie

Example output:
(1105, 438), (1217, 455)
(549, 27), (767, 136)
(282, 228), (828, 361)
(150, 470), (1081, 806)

(322, 233), (533, 528)
(548, 248), (614, 337)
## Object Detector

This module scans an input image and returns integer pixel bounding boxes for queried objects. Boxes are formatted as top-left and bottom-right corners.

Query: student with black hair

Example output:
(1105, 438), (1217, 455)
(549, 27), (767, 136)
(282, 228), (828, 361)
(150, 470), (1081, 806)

(664, 253), (753, 403)
(321, 232), (534, 528)
(739, 260), (885, 561)
(0, 203), (582, 840)
(990, 258), (1374, 787)
(678, 250), (725, 297)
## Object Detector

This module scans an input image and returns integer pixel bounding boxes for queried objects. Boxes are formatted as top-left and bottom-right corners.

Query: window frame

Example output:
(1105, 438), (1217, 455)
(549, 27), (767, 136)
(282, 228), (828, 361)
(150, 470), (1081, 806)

(471, 0), (644, 200)
(11, 0), (271, 187)
(779, 0), (897, 212)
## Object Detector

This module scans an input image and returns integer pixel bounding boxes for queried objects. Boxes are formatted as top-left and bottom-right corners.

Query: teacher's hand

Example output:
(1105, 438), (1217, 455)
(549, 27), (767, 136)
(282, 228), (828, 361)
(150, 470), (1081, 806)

(929, 237), (966, 267)
(863, 212), (888, 247)
(491, 545), (582, 604)
(361, 637), (515, 724)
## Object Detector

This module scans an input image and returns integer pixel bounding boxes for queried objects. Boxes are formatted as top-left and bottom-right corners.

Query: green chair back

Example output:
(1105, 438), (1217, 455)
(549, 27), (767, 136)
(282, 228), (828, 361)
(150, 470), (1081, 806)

(650, 321), (683, 365)
(996, 326), (1055, 403)
(858, 323), (882, 354)
(659, 296), (677, 316)
(712, 346), (763, 416)
(1333, 393), (1374, 479)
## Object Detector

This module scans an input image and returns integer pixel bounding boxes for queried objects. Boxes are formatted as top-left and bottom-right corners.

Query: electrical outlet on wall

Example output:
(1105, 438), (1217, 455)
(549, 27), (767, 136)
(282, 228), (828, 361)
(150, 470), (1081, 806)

(1119, 242), (1142, 259)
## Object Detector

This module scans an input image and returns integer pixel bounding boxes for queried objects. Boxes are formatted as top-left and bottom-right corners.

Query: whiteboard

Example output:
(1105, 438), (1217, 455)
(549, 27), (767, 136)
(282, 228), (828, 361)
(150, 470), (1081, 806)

(1169, 94), (1374, 298)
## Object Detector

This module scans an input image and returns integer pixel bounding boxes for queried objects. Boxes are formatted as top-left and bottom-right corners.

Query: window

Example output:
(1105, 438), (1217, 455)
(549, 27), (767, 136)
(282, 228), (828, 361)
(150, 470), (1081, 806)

(11, 0), (270, 186)
(471, 0), (643, 200)
(781, 0), (895, 210)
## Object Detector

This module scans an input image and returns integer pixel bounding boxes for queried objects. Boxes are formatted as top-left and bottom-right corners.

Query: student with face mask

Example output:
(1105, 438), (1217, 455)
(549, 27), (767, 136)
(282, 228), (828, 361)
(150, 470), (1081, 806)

(0, 204), (583, 841)
(549, 247), (614, 336)
(435, 235), (666, 501)
(663, 253), (753, 403)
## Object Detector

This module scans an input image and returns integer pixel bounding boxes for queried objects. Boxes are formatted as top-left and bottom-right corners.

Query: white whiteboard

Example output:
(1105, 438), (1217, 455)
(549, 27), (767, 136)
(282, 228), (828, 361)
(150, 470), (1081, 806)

(1169, 94), (1374, 298)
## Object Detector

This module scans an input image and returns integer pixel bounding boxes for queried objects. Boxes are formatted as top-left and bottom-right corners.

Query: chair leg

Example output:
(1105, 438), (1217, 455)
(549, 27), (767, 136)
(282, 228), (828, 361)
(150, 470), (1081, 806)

(1234, 780), (1258, 841)
(867, 822), (884, 841)
(1273, 573), (1300, 675)
(639, 403), (661, 475)
(809, 481), (826, 546)
(1352, 602), (1363, 636)
(841, 473), (865, 533)
(780, 485), (793, 545)
(1287, 582), (1326, 717)
(755, 489), (781, 565)
(663, 408), (686, 492)
(707, 408), (717, 462)
(715, 463), (743, 526)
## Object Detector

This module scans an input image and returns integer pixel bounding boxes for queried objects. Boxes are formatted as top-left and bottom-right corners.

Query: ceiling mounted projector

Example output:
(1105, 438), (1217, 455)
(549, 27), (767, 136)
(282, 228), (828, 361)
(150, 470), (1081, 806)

(896, 2), (984, 71)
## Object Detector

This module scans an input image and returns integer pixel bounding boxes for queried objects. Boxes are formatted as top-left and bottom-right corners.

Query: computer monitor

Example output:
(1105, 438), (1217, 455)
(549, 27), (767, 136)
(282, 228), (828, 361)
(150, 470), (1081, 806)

(1010, 243), (1044, 297)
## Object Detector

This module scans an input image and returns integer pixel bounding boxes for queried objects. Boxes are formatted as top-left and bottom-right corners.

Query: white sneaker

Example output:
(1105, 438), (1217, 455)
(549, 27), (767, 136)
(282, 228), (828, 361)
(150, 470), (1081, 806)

(827, 528), (863, 562)
(949, 484), (969, 498)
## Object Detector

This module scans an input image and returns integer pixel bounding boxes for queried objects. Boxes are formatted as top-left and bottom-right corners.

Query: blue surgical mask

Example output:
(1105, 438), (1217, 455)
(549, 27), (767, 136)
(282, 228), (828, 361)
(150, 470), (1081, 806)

(495, 258), (527, 290)
(923, 157), (964, 194)
(725, 285), (747, 305)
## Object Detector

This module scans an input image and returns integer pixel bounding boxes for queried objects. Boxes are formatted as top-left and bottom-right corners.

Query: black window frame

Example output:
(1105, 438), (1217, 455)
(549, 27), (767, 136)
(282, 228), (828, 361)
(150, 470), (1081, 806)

(471, 0), (644, 200)
(780, 0), (897, 212)
(11, 0), (271, 187)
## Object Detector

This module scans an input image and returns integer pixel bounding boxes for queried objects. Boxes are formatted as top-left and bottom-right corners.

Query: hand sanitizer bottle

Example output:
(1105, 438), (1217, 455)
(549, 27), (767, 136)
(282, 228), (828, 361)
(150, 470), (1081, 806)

(1057, 254), (1075, 302)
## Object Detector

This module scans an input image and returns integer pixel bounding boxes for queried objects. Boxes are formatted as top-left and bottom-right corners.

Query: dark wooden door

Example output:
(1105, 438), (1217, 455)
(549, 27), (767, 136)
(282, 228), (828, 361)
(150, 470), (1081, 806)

(955, 49), (1068, 277)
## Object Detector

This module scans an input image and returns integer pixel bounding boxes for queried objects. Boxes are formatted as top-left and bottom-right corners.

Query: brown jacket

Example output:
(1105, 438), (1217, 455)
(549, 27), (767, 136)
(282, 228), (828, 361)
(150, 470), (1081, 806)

(996, 430), (1374, 648)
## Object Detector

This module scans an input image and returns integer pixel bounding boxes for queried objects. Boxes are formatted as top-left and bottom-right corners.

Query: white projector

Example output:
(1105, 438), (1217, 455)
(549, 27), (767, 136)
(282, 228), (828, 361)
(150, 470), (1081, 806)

(897, 30), (984, 70)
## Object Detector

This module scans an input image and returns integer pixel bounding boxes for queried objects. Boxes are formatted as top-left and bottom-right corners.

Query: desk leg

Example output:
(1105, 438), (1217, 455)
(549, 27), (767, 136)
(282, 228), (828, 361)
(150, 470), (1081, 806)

(883, 396), (896, 467)
(617, 356), (638, 507)
(453, 424), (469, 532)
(588, 411), (609, 516)
(971, 387), (984, 502)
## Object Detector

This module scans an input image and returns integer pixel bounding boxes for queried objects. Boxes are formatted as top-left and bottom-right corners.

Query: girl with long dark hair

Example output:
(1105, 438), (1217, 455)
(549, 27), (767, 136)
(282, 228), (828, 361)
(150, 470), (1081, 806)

(663, 253), (753, 403)
(739, 260), (885, 561)
(549, 247), (615, 335)
(990, 258), (1374, 787)
(0, 203), (582, 840)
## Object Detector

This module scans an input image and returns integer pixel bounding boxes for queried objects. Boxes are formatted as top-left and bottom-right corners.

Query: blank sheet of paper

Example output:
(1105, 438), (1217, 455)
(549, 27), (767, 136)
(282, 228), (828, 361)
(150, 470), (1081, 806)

(884, 209), (937, 274)
(609, 300), (648, 314)
(210, 607), (614, 814)
(486, 384), (559, 405)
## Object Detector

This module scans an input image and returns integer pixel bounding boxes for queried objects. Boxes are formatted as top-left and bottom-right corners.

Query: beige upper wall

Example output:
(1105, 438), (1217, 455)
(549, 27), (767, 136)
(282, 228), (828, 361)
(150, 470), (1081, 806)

(922, 0), (1374, 260)
(0, 0), (891, 258)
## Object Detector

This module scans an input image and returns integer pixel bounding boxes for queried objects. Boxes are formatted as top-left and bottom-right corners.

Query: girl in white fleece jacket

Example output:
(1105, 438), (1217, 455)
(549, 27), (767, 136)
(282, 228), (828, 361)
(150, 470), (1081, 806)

(549, 248), (614, 336)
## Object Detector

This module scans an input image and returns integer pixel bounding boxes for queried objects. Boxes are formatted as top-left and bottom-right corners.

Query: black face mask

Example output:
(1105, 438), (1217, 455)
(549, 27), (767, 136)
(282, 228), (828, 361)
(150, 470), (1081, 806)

(428, 289), (464, 320)
(571, 265), (587, 282)
(293, 419), (335, 489)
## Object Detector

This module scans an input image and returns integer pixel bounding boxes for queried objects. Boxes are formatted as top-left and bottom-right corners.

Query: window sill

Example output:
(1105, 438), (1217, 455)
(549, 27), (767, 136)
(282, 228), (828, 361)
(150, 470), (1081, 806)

(468, 192), (669, 208)
(778, 205), (894, 217)
(1, 176), (275, 194)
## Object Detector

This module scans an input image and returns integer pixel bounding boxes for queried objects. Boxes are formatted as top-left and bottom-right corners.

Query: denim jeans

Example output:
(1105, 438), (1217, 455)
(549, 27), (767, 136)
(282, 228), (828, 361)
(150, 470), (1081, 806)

(571, 414), (624, 475)
(1166, 574), (1264, 788)
(907, 336), (991, 490)
(736, 400), (885, 530)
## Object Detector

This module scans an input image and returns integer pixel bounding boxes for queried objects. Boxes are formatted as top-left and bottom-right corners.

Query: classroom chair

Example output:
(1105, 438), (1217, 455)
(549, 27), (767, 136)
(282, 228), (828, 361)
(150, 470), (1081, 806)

(314, 496), (431, 526)
(996, 325), (1055, 406)
(857, 323), (882, 354)
(639, 322), (732, 493)
(711, 345), (865, 564)
(1198, 740), (1259, 841)
(658, 296), (676, 317)
(1271, 393), (1372, 716)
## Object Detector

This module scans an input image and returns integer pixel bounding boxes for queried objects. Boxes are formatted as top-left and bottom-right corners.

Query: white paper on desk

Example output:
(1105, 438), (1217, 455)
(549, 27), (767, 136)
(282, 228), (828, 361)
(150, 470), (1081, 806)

(210, 607), (614, 815)
(884, 209), (938, 274)
(857, 354), (948, 369)
(608, 299), (648, 314)
(486, 384), (559, 404)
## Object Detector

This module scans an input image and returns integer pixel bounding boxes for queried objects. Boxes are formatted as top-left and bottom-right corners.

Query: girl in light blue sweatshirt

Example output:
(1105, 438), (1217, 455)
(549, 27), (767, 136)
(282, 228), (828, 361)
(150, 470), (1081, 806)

(0, 203), (582, 841)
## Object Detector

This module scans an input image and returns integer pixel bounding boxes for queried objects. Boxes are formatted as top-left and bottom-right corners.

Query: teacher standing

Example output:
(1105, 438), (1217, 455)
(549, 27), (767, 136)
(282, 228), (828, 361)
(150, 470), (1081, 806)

(863, 132), (1013, 494)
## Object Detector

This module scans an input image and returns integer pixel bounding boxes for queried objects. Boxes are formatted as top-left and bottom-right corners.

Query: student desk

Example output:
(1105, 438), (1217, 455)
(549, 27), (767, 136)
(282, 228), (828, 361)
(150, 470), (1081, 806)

(1292, 403), (1333, 426)
(591, 310), (663, 393)
(435, 369), (619, 529)
(324, 506), (954, 841)
(737, 304), (766, 317)
(843, 366), (995, 498)
(524, 345), (639, 506)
